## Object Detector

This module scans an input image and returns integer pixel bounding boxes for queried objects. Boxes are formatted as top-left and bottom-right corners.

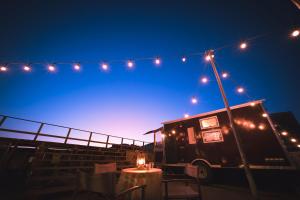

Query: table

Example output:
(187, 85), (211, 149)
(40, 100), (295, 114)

(117, 168), (162, 200)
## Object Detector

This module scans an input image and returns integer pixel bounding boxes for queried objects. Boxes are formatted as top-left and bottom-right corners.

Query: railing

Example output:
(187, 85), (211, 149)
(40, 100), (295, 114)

(0, 115), (151, 149)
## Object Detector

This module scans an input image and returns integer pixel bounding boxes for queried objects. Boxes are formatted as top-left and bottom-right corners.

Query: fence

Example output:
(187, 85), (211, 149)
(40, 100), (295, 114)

(0, 114), (151, 149)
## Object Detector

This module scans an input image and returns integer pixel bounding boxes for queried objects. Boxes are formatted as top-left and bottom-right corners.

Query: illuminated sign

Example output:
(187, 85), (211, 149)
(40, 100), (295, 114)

(199, 116), (219, 129)
(202, 129), (224, 143)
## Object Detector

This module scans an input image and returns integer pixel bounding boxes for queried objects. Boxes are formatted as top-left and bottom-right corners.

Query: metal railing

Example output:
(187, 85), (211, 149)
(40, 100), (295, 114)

(0, 114), (151, 149)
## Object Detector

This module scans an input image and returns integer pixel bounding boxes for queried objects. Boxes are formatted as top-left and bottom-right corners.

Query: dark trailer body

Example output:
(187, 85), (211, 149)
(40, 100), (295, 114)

(162, 100), (294, 180)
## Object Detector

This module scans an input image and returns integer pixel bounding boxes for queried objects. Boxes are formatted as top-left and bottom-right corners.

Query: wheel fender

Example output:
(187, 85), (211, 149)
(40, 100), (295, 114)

(191, 159), (212, 167)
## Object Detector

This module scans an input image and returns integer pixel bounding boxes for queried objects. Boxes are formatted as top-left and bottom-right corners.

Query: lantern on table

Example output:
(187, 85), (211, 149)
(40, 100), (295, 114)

(136, 152), (146, 170)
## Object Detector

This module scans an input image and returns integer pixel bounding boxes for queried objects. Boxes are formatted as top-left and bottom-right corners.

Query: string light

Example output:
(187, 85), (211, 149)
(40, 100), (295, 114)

(23, 65), (31, 72)
(291, 138), (297, 143)
(127, 60), (134, 68)
(73, 63), (81, 71)
(47, 64), (56, 72)
(249, 123), (256, 129)
(240, 42), (248, 50)
(101, 63), (109, 71)
(262, 113), (268, 118)
(221, 72), (229, 78)
(1, 27), (298, 110)
(237, 87), (245, 93)
(297, 144), (300, 148)
(250, 102), (256, 107)
(154, 58), (161, 65)
(205, 54), (214, 61)
(281, 131), (288, 136)
(201, 76), (208, 84)
(171, 130), (176, 134)
(258, 124), (265, 130)
(184, 113), (189, 118)
(191, 97), (198, 104)
(291, 29), (300, 38)
(0, 66), (8, 72)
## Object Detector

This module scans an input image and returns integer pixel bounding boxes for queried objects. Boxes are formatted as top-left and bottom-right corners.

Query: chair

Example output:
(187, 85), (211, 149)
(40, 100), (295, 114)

(162, 164), (202, 200)
(94, 163), (117, 174)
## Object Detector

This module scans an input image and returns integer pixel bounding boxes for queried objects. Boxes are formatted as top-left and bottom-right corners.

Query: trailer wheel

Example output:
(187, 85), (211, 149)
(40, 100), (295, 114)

(192, 161), (213, 183)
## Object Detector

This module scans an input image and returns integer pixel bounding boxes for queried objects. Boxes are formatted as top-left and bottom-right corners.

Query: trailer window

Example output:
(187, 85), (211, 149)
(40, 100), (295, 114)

(202, 129), (224, 143)
(199, 116), (219, 129)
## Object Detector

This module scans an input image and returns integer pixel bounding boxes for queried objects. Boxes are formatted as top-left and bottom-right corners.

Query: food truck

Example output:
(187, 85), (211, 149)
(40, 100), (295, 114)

(161, 100), (297, 181)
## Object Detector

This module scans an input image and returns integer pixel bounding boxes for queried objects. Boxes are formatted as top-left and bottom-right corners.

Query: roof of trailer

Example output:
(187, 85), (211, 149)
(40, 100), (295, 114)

(162, 100), (264, 125)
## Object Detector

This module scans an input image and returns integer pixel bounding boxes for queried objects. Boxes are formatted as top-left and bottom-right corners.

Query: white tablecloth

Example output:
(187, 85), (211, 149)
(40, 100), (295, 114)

(117, 168), (162, 200)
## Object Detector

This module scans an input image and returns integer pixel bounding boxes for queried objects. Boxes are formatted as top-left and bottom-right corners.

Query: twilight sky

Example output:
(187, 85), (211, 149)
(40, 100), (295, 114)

(0, 0), (300, 142)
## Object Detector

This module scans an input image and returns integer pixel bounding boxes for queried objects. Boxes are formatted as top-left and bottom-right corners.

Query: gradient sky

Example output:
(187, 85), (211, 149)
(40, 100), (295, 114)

(0, 0), (300, 142)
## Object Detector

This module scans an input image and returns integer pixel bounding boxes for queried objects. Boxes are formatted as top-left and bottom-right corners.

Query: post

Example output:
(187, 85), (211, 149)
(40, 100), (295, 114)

(105, 135), (110, 148)
(64, 128), (72, 144)
(142, 141), (144, 151)
(87, 132), (93, 147)
(162, 132), (166, 165)
(34, 123), (44, 141)
(133, 140), (135, 150)
(206, 50), (258, 199)
(0, 116), (7, 127)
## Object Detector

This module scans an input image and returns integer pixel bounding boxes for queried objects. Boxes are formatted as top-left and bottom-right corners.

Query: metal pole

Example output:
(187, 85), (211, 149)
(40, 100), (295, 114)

(64, 128), (72, 144)
(106, 135), (110, 148)
(206, 50), (258, 199)
(34, 123), (44, 141)
(87, 132), (93, 147)
(0, 116), (7, 127)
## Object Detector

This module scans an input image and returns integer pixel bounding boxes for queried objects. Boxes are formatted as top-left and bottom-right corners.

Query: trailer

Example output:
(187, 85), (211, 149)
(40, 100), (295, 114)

(161, 100), (299, 182)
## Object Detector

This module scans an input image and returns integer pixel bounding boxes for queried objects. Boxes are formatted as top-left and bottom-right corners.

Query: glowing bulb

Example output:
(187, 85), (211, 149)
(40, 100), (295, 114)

(201, 77), (208, 84)
(297, 144), (300, 148)
(262, 113), (268, 118)
(237, 87), (245, 93)
(249, 123), (256, 129)
(23, 65), (31, 72)
(101, 63), (109, 71)
(250, 102), (256, 107)
(48, 65), (56, 72)
(73, 63), (81, 71)
(181, 57), (186, 62)
(184, 113), (189, 118)
(161, 134), (165, 139)
(205, 54), (214, 61)
(258, 124), (265, 130)
(281, 131), (288, 136)
(291, 138), (297, 143)
(171, 130), (176, 134)
(0, 66), (8, 72)
(240, 42), (247, 49)
(291, 30), (300, 38)
(154, 58), (161, 65)
(127, 60), (134, 68)
(191, 97), (198, 104)
(222, 72), (229, 78)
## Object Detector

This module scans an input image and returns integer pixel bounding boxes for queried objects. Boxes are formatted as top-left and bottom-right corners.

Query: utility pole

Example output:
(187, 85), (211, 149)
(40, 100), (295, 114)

(206, 50), (258, 199)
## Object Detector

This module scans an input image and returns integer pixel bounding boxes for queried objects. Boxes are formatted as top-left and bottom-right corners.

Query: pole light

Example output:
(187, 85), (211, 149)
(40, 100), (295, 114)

(205, 50), (258, 199)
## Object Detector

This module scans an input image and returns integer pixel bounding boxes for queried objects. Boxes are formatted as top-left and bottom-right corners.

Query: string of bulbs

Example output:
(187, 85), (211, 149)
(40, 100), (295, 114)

(0, 28), (299, 148)
(1, 28), (299, 115)
(0, 29), (298, 73)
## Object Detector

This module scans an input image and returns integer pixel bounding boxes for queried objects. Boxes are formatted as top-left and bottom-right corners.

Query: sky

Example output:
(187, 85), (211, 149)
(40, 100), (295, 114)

(0, 0), (300, 143)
